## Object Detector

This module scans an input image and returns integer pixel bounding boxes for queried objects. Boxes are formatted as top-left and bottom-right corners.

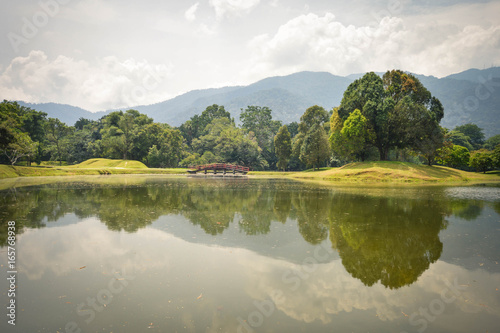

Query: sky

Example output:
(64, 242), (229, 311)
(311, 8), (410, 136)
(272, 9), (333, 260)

(1, 0), (499, 112)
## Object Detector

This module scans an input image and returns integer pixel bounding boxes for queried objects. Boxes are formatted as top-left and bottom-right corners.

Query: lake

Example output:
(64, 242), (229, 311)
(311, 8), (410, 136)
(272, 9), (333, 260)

(1, 176), (499, 333)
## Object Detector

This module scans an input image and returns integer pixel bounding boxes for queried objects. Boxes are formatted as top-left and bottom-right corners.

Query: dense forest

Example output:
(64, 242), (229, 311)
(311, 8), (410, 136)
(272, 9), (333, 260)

(1, 70), (500, 172)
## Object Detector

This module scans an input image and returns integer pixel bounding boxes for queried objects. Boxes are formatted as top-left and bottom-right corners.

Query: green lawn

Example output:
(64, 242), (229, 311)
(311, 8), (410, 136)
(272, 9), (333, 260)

(251, 161), (500, 184)
(2, 159), (499, 185)
(0, 159), (188, 179)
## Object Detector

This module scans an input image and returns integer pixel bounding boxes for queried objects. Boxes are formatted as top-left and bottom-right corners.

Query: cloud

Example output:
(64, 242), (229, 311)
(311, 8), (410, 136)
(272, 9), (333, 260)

(242, 255), (500, 326)
(209, 0), (260, 21)
(0, 50), (173, 111)
(185, 2), (200, 22)
(246, 11), (500, 79)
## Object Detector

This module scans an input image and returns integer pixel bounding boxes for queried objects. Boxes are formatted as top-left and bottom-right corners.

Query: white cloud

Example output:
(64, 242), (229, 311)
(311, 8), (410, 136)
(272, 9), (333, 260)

(0, 50), (174, 111)
(185, 2), (200, 22)
(242, 255), (500, 326)
(246, 11), (500, 79)
(209, 0), (260, 21)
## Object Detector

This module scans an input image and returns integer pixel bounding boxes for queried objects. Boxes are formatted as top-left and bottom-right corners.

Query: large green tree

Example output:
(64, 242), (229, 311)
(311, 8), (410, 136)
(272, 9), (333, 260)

(337, 70), (444, 161)
(45, 118), (72, 165)
(437, 145), (470, 169)
(189, 118), (265, 169)
(274, 125), (292, 171)
(100, 110), (153, 160)
(299, 123), (330, 170)
(469, 149), (493, 173)
(293, 105), (330, 169)
(179, 104), (232, 146)
(454, 123), (485, 150)
(240, 106), (281, 169)
(485, 135), (500, 150)
(339, 109), (373, 161)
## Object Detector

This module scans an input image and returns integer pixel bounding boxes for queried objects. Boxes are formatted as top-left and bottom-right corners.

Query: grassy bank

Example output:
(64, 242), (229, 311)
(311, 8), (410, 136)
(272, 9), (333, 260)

(252, 161), (500, 184)
(0, 159), (187, 179)
(1, 159), (499, 185)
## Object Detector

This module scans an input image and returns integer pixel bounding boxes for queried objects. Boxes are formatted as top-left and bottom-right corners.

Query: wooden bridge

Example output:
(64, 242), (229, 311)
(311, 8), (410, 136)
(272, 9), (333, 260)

(187, 163), (250, 175)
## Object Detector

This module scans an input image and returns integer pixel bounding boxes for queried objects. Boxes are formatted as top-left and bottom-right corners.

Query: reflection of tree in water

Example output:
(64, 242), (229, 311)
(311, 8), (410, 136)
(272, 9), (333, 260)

(329, 193), (450, 289)
(182, 184), (259, 235)
(0, 179), (492, 292)
(449, 199), (484, 221)
(291, 190), (330, 244)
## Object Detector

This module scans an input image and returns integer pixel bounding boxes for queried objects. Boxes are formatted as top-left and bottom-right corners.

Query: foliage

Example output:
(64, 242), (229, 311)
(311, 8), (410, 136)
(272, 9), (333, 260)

(179, 104), (231, 146)
(454, 123), (485, 150)
(437, 145), (470, 169)
(492, 145), (500, 168)
(484, 135), (500, 150)
(447, 130), (474, 151)
(339, 109), (374, 161)
(469, 149), (494, 173)
(274, 125), (292, 171)
(240, 106), (282, 169)
(299, 123), (330, 170)
(191, 118), (266, 169)
(336, 70), (444, 161)
(293, 105), (330, 170)
(2, 131), (38, 165)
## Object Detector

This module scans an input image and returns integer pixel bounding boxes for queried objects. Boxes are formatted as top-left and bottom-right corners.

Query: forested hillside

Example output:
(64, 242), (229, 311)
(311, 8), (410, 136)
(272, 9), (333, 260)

(15, 67), (500, 137)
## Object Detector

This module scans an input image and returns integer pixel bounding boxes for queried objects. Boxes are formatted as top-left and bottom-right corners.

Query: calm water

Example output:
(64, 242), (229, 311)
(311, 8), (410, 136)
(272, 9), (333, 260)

(0, 176), (500, 333)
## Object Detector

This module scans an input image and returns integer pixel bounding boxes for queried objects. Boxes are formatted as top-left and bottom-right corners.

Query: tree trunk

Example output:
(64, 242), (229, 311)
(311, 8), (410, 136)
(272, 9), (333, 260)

(378, 146), (388, 161)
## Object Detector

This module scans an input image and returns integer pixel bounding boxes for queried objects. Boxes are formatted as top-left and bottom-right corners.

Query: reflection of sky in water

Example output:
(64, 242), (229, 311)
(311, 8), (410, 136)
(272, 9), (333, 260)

(445, 186), (500, 202)
(0, 178), (499, 332)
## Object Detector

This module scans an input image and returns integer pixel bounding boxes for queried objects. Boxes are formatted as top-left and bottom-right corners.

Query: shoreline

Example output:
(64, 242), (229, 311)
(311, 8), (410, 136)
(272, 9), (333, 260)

(1, 161), (499, 189)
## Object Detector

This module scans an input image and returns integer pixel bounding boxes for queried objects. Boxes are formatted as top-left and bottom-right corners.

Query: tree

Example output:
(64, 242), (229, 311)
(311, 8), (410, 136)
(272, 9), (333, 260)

(454, 123), (485, 150)
(191, 118), (265, 169)
(448, 130), (474, 151)
(286, 122), (299, 138)
(180, 104), (232, 146)
(2, 131), (37, 165)
(240, 106), (281, 169)
(437, 145), (470, 169)
(298, 105), (329, 133)
(469, 149), (493, 173)
(338, 70), (444, 161)
(339, 109), (373, 161)
(45, 118), (72, 165)
(293, 105), (330, 170)
(299, 123), (330, 170)
(100, 110), (153, 160)
(492, 145), (500, 169)
(484, 134), (500, 150)
(0, 101), (23, 157)
(274, 125), (292, 171)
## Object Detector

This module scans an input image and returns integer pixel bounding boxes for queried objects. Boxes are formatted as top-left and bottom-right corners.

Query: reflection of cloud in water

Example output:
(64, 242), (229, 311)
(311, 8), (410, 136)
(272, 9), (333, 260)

(243, 256), (500, 324)
(445, 187), (500, 202)
(17, 217), (175, 280)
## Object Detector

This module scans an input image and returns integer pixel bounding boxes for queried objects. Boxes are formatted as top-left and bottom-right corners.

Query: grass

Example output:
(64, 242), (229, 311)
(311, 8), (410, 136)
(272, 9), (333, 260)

(0, 159), (188, 179)
(1, 159), (499, 185)
(65, 158), (148, 169)
(251, 161), (500, 184)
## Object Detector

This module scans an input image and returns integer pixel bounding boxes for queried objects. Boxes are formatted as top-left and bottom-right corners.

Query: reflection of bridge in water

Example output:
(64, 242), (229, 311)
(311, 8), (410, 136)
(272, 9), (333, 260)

(187, 163), (250, 175)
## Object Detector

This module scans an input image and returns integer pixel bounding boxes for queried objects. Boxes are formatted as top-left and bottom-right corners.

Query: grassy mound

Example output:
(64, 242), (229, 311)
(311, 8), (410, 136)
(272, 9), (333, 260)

(68, 158), (148, 169)
(0, 159), (187, 179)
(288, 161), (499, 183)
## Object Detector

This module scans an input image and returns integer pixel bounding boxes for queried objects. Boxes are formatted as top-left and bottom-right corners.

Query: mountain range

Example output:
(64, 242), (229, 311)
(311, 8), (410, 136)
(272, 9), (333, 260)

(16, 67), (500, 138)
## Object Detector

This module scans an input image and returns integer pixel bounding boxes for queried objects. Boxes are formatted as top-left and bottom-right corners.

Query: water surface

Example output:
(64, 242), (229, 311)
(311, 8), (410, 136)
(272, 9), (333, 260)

(0, 176), (499, 332)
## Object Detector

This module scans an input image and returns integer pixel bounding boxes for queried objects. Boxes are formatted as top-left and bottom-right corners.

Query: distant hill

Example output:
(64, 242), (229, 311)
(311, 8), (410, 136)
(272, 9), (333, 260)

(14, 67), (500, 137)
(17, 102), (109, 124)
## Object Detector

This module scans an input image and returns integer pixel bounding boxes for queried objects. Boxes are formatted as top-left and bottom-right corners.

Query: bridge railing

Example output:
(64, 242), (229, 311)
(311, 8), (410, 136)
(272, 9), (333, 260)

(188, 164), (250, 173)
